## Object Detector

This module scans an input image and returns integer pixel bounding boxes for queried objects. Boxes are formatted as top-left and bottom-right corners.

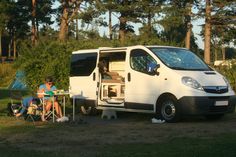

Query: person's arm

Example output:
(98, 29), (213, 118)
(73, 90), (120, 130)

(37, 85), (45, 98)
(51, 86), (57, 91)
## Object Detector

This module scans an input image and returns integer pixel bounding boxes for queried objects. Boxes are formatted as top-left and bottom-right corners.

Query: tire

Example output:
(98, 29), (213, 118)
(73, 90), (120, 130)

(159, 96), (180, 123)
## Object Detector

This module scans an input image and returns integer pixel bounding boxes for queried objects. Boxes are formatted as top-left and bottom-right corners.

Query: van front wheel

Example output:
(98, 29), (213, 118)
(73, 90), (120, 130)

(159, 96), (180, 122)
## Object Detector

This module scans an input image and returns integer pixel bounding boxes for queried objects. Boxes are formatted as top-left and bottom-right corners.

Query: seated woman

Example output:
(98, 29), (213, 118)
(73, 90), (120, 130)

(37, 76), (62, 121)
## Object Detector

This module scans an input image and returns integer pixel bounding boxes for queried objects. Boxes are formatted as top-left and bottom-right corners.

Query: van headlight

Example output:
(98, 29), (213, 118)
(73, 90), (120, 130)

(223, 77), (233, 91)
(182, 76), (203, 91)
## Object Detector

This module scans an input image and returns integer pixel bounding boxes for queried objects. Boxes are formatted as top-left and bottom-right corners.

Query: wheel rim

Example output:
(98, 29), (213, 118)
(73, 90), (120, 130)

(161, 101), (176, 120)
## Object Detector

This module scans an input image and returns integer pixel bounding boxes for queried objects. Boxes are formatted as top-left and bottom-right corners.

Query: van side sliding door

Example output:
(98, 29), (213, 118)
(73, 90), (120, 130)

(70, 52), (98, 107)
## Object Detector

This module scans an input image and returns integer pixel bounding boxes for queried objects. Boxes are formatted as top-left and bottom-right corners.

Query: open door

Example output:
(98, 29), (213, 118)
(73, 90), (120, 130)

(97, 48), (126, 107)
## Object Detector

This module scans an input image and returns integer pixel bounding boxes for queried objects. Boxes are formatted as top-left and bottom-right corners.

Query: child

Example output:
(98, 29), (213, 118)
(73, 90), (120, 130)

(15, 96), (40, 117)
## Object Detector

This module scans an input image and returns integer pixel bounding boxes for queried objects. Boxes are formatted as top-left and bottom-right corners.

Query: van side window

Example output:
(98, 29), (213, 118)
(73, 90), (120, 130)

(130, 49), (157, 74)
(70, 53), (97, 76)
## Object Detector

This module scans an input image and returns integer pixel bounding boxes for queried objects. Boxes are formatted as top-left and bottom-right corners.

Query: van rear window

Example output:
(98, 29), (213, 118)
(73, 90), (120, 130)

(70, 53), (97, 76)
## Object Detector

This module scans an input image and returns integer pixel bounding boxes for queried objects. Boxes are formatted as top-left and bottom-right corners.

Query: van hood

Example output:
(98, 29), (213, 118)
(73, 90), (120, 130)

(176, 70), (227, 86)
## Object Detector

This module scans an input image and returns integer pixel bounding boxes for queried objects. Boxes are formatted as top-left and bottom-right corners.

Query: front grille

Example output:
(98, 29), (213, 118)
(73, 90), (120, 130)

(209, 106), (228, 112)
(203, 86), (228, 94)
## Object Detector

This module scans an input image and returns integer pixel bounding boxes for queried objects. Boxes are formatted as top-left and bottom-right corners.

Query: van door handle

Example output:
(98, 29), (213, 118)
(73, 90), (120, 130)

(128, 73), (131, 82)
(93, 72), (96, 81)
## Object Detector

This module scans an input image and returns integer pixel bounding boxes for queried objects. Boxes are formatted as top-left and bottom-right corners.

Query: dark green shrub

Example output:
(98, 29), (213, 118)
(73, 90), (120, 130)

(0, 63), (16, 88)
(16, 40), (70, 91)
(215, 60), (236, 92)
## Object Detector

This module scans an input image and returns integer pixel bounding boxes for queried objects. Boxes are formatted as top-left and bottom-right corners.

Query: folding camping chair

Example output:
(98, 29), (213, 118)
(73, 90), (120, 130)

(25, 98), (43, 123)
(8, 90), (23, 116)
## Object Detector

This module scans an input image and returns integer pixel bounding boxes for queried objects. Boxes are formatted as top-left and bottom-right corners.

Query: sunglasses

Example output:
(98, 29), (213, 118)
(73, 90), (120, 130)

(47, 82), (53, 85)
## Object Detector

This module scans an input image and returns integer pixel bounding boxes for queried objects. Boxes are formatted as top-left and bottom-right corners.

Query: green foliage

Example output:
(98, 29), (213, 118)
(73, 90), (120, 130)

(16, 40), (71, 92)
(0, 0), (10, 30)
(0, 63), (16, 88)
(215, 60), (236, 91)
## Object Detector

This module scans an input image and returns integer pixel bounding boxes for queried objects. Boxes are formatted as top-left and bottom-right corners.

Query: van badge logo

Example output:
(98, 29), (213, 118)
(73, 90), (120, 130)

(216, 86), (221, 92)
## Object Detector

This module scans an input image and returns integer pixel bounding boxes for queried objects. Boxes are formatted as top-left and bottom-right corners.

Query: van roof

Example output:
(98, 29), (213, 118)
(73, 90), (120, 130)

(72, 49), (98, 54)
(72, 45), (186, 54)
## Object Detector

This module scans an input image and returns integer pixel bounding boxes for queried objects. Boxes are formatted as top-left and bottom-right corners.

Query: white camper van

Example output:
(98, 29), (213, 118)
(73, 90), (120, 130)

(69, 45), (236, 122)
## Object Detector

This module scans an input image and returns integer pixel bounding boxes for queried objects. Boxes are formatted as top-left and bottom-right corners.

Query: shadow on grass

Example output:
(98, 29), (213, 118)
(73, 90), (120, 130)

(0, 89), (29, 100)
(0, 88), (11, 100)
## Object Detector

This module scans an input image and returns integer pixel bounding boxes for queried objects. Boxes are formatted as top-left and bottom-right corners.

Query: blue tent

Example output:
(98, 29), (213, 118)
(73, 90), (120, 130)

(8, 71), (27, 90)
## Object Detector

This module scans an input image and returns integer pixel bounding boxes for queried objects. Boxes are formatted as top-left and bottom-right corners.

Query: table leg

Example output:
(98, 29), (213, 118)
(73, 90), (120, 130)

(73, 96), (75, 121)
(42, 98), (45, 121)
(63, 96), (65, 117)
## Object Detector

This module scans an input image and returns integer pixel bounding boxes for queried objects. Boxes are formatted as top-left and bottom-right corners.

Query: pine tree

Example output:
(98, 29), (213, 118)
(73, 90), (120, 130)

(58, 0), (83, 42)
(211, 0), (236, 60)
(0, 0), (10, 58)
(204, 0), (211, 64)
(159, 0), (198, 49)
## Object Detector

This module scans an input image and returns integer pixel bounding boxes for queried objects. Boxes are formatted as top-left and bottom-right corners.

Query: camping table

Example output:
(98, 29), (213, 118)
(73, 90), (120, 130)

(38, 91), (73, 123)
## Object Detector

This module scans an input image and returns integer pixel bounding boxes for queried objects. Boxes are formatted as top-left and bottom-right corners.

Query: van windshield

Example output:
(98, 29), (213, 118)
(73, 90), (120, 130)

(149, 47), (211, 71)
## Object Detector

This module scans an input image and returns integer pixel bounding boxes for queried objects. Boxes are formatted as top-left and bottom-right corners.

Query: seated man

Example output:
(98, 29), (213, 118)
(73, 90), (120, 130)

(98, 60), (124, 82)
(15, 96), (40, 118)
(37, 76), (62, 121)
(98, 60), (111, 79)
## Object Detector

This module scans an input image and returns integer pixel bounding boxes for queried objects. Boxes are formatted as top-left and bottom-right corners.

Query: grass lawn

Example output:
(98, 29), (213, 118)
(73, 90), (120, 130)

(1, 88), (236, 157)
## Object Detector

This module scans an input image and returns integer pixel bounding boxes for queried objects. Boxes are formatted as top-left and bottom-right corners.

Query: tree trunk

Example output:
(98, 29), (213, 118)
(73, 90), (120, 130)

(36, 19), (39, 40)
(185, 3), (192, 49)
(8, 39), (11, 58)
(59, 4), (69, 42)
(109, 10), (112, 40)
(119, 16), (127, 45)
(204, 0), (211, 64)
(185, 24), (191, 49)
(76, 18), (78, 40)
(221, 35), (226, 60)
(13, 34), (16, 59)
(59, 0), (82, 42)
(0, 30), (2, 58)
(222, 46), (225, 61)
(214, 47), (218, 61)
(147, 11), (152, 37)
(31, 0), (37, 46)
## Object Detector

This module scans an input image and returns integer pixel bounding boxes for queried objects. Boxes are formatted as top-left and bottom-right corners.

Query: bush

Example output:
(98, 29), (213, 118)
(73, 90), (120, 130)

(16, 40), (70, 91)
(215, 60), (236, 92)
(0, 63), (16, 88)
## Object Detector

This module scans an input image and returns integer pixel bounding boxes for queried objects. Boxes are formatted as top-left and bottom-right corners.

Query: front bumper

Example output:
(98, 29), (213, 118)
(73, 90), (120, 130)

(178, 95), (236, 115)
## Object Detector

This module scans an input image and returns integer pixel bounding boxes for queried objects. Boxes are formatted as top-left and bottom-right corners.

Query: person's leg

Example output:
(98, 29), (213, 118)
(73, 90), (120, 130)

(15, 97), (32, 117)
(45, 101), (52, 112)
(41, 100), (52, 121)
(54, 101), (62, 118)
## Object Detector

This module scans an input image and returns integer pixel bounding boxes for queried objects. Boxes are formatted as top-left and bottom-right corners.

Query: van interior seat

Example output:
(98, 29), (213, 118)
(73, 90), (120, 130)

(101, 79), (122, 83)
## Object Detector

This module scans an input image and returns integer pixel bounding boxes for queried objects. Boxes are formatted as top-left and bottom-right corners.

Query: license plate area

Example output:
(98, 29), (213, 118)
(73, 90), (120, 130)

(214, 100), (228, 106)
